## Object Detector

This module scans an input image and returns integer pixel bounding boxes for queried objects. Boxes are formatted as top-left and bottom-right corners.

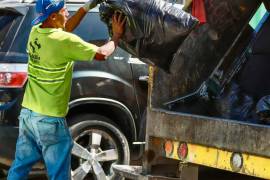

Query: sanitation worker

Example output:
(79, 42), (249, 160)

(8, 0), (126, 179)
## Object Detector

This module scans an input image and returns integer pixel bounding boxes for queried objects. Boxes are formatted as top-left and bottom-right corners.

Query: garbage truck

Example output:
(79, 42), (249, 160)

(110, 0), (270, 179)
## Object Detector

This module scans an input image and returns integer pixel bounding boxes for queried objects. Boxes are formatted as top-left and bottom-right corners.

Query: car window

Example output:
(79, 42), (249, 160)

(8, 6), (36, 63)
(0, 16), (16, 43)
(0, 8), (25, 62)
(69, 11), (109, 43)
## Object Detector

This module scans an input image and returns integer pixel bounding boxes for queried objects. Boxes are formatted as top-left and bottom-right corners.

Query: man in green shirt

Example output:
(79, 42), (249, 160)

(8, 0), (126, 179)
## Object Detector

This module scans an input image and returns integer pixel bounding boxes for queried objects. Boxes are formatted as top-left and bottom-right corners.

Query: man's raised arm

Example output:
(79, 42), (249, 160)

(65, 0), (104, 32)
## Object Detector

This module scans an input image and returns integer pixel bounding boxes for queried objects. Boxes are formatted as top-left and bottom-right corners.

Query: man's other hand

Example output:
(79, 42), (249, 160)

(83, 0), (105, 12)
(112, 12), (127, 39)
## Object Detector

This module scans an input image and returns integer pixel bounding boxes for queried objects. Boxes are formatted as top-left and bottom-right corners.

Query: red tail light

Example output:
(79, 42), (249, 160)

(177, 142), (188, 160)
(0, 64), (27, 88)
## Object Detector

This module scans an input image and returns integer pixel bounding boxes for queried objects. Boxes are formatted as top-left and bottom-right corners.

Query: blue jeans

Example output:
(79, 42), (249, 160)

(8, 108), (73, 180)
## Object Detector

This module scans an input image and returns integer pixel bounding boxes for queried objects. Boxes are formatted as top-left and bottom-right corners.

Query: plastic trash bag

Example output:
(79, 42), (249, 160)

(217, 82), (254, 121)
(99, 0), (199, 72)
(256, 95), (270, 124)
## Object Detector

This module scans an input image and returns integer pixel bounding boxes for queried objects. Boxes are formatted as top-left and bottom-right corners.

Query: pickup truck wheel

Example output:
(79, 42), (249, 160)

(69, 114), (130, 180)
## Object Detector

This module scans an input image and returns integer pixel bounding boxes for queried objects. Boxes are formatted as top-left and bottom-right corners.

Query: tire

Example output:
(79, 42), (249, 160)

(69, 114), (130, 180)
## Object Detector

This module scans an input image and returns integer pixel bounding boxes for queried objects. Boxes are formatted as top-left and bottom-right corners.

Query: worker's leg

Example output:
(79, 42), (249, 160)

(7, 109), (42, 180)
(37, 116), (73, 180)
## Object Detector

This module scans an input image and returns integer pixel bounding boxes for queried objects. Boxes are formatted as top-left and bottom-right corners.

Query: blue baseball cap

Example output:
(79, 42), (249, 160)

(32, 0), (65, 26)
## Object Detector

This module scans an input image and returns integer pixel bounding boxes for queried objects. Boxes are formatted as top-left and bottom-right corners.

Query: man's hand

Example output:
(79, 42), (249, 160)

(94, 12), (126, 61)
(83, 0), (105, 12)
(112, 12), (127, 39)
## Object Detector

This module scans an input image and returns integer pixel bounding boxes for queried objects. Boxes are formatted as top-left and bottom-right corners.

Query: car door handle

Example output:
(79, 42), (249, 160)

(113, 56), (125, 60)
(139, 76), (149, 82)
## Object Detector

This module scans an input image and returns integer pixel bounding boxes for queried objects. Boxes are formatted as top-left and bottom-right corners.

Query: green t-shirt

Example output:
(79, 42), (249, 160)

(22, 24), (98, 117)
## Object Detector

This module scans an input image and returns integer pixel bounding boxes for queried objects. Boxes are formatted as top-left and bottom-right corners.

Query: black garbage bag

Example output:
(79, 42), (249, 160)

(99, 0), (199, 72)
(256, 95), (270, 124)
(216, 82), (254, 121)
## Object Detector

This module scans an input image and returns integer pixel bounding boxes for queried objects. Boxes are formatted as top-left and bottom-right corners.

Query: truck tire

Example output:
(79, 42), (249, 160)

(69, 114), (130, 180)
